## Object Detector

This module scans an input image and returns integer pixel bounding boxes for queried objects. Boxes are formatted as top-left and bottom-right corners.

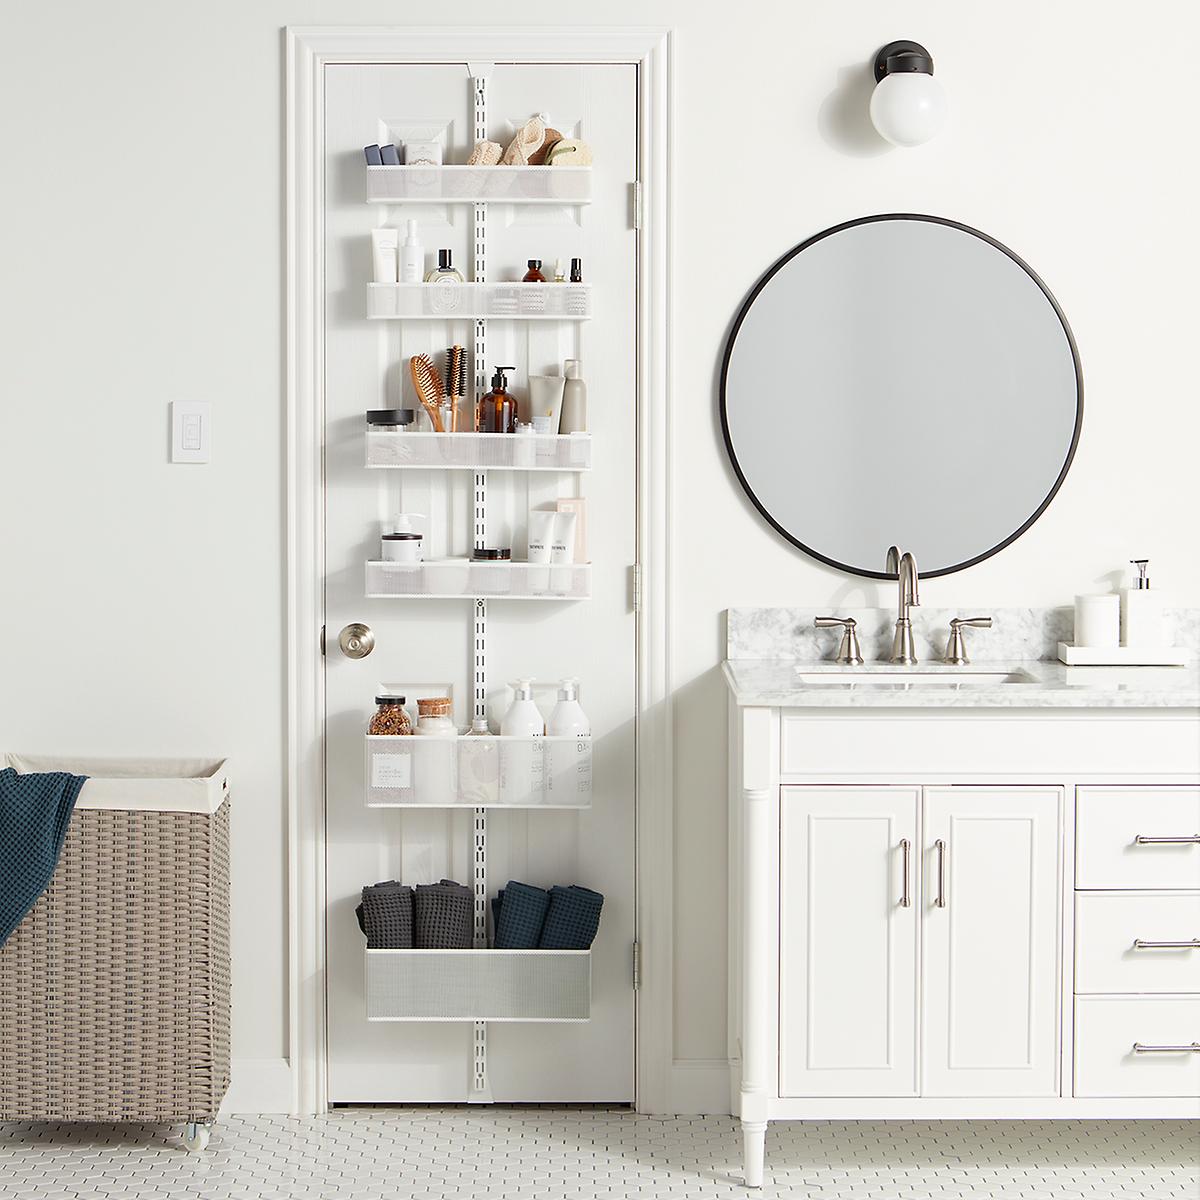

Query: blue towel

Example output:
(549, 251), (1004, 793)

(0, 767), (87, 946)
(494, 881), (550, 949)
(538, 885), (604, 949)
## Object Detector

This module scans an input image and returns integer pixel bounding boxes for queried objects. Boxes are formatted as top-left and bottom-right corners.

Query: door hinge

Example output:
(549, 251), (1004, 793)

(320, 625), (326, 656)
(631, 180), (643, 231)
(632, 941), (641, 991)
(629, 563), (642, 613)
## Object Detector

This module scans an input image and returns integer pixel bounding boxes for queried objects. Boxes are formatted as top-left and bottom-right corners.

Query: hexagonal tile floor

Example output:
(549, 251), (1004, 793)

(1, 1111), (1196, 1198)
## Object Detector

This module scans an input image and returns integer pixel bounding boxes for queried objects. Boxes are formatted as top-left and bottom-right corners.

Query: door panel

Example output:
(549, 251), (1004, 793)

(323, 62), (638, 1103)
(780, 787), (919, 1097)
(922, 787), (1062, 1096)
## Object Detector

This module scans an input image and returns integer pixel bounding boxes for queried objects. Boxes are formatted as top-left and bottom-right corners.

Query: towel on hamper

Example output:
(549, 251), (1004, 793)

(538, 885), (604, 949)
(356, 881), (414, 949)
(414, 879), (473, 948)
(493, 881), (551, 949)
(0, 767), (87, 946)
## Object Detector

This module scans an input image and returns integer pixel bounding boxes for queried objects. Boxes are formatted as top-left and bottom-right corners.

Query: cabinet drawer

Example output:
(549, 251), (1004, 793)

(1075, 892), (1200, 994)
(1076, 789), (1200, 890)
(1075, 996), (1200, 1097)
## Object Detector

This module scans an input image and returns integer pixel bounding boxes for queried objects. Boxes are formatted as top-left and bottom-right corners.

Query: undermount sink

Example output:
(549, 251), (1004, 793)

(792, 668), (1034, 687)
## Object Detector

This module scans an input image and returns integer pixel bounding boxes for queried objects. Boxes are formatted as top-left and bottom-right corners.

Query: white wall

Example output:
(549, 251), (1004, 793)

(2, 1), (1196, 1111)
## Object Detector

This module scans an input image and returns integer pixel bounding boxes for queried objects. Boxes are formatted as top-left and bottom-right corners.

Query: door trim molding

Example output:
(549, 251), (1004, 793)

(286, 25), (674, 1115)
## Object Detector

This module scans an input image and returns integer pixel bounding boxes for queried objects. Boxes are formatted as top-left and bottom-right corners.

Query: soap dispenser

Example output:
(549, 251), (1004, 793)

(1120, 558), (1165, 648)
(478, 366), (518, 433)
(547, 679), (590, 737)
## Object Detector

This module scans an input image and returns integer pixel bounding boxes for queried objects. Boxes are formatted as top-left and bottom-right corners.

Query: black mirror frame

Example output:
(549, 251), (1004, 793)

(718, 213), (1085, 579)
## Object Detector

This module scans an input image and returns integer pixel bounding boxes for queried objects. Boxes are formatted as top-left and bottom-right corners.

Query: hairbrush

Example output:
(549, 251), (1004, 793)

(409, 353), (446, 432)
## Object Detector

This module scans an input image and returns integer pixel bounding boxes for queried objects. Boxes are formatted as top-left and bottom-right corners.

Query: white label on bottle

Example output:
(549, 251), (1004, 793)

(372, 752), (412, 789)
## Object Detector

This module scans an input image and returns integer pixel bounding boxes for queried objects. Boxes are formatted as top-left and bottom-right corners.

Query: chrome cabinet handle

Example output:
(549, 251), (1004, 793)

(899, 839), (911, 908)
(1134, 834), (1200, 845)
(1133, 938), (1200, 950)
(1133, 1042), (1200, 1053)
(934, 839), (947, 909)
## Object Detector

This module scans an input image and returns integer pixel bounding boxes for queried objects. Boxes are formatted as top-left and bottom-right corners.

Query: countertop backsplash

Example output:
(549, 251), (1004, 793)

(726, 606), (1200, 663)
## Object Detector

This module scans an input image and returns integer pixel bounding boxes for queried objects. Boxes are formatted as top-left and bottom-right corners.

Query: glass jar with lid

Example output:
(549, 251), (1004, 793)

(415, 697), (456, 737)
(369, 695), (413, 736)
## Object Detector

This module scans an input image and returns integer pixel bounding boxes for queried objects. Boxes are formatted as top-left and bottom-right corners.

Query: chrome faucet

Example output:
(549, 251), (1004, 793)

(886, 545), (920, 665)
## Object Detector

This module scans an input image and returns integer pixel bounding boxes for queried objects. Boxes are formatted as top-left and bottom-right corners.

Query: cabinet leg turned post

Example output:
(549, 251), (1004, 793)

(742, 1120), (766, 1188)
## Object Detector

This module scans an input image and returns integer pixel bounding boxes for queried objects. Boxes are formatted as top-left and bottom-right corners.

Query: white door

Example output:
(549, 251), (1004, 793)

(322, 62), (638, 1102)
(922, 787), (1062, 1096)
(780, 787), (919, 1096)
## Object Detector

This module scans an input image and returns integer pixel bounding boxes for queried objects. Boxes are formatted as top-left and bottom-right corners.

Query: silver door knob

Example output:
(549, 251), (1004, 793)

(338, 623), (375, 659)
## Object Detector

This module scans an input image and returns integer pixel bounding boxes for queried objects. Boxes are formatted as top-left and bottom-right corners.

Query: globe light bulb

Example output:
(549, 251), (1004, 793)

(870, 41), (947, 148)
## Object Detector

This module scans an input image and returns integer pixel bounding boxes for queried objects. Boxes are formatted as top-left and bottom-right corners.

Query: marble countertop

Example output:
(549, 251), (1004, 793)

(723, 658), (1200, 708)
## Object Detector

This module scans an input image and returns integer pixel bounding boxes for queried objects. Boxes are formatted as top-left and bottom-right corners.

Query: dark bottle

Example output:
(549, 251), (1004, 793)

(570, 257), (583, 283)
(478, 366), (518, 433)
(522, 258), (546, 283)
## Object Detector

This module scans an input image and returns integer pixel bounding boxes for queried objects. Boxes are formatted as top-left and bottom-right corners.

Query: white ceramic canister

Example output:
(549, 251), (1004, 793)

(1074, 593), (1120, 649)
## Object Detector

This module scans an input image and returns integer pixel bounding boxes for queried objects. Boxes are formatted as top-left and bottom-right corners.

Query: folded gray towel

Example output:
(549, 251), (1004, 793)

(357, 881), (414, 949)
(414, 879), (473, 948)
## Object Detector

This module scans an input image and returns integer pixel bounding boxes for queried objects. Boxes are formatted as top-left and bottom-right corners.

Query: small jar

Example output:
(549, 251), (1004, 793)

(367, 408), (415, 433)
(415, 697), (456, 737)
(470, 547), (512, 594)
(381, 531), (423, 563)
(369, 695), (413, 735)
(522, 258), (546, 283)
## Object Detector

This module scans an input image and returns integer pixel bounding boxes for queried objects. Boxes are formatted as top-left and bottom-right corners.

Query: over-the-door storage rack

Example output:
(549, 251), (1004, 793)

(360, 68), (594, 1101)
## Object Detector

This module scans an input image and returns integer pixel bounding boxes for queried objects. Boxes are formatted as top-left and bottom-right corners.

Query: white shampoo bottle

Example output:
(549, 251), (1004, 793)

(499, 679), (544, 804)
(547, 679), (590, 736)
(399, 219), (424, 283)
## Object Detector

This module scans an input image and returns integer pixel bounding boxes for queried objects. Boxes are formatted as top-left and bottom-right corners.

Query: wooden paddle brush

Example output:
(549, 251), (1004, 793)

(409, 353), (446, 432)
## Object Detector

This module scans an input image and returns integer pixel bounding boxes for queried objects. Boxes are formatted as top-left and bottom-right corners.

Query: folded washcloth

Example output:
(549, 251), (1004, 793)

(0, 766), (87, 947)
(494, 881), (551, 949)
(414, 879), (473, 948)
(356, 881), (414, 949)
(538, 885), (604, 950)
(491, 889), (504, 935)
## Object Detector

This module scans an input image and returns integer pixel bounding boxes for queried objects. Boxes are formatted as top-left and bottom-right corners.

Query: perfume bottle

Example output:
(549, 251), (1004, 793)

(523, 259), (546, 283)
(478, 366), (518, 433)
(553, 258), (566, 283)
(570, 257), (583, 283)
(425, 249), (464, 283)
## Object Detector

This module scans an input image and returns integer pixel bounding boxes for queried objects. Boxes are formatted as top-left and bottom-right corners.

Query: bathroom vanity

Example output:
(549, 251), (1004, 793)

(725, 608), (1200, 1187)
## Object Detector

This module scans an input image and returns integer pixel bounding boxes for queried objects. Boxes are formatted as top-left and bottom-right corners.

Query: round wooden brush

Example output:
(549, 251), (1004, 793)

(409, 353), (446, 432)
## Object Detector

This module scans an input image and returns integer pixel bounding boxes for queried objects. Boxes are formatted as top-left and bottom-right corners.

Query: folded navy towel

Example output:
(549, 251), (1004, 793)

(414, 879), (473, 948)
(0, 767), (88, 947)
(356, 881), (414, 949)
(538, 885), (604, 950)
(494, 881), (550, 949)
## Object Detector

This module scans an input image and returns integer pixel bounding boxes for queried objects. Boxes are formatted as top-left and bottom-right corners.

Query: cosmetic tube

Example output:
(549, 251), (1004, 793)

(528, 375), (566, 434)
(371, 228), (399, 284)
(550, 510), (577, 565)
(527, 509), (556, 565)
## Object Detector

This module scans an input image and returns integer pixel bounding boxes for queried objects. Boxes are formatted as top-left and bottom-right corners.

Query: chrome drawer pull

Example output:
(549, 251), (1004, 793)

(1134, 834), (1200, 845)
(1133, 938), (1200, 950)
(899, 839), (911, 908)
(1132, 1042), (1200, 1053)
(935, 839), (947, 909)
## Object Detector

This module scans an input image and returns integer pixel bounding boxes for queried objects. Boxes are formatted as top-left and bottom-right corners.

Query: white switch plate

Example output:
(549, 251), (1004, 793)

(171, 400), (211, 463)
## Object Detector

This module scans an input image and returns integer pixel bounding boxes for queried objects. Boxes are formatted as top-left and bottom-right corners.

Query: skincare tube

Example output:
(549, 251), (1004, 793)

(528, 375), (566, 433)
(550, 510), (578, 565)
(527, 509), (556, 565)
(371, 227), (399, 284)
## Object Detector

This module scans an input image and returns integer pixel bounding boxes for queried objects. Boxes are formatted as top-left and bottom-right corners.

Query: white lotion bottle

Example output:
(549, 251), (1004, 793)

(399, 219), (424, 283)
(1120, 558), (1165, 647)
(560, 359), (587, 433)
(547, 679), (590, 736)
(546, 679), (592, 803)
(499, 679), (544, 804)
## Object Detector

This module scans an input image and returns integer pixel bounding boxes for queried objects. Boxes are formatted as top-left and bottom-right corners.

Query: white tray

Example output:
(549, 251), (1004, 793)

(365, 949), (591, 1022)
(366, 559), (590, 601)
(1057, 643), (1189, 666)
(366, 734), (591, 808)
(366, 165), (591, 205)
(367, 282), (590, 320)
(366, 431), (590, 472)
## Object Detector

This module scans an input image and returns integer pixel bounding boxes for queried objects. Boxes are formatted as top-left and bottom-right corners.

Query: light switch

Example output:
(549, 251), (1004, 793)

(171, 401), (211, 463)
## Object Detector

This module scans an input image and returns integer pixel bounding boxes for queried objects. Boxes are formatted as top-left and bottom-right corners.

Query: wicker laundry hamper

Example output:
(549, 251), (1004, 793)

(0, 755), (230, 1150)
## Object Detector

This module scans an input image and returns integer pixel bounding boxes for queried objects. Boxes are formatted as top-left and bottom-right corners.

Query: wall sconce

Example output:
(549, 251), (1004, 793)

(869, 40), (947, 147)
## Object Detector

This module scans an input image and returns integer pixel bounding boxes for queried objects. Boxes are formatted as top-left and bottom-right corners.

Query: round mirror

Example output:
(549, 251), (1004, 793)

(720, 214), (1083, 578)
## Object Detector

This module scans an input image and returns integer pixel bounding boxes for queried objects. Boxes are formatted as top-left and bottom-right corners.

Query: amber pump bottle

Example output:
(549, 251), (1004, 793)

(478, 366), (518, 433)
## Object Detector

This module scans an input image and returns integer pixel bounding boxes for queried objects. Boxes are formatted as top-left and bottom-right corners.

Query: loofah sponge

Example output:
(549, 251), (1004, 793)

(528, 128), (563, 166)
(467, 140), (502, 166)
(546, 139), (593, 166)
(501, 115), (546, 165)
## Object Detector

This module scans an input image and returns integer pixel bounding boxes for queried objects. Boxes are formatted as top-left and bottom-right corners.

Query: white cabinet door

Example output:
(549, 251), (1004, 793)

(922, 787), (1062, 1096)
(780, 787), (919, 1097)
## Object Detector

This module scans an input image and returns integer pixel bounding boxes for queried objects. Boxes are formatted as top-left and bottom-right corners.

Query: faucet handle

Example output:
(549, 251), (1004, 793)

(815, 616), (865, 666)
(945, 616), (993, 665)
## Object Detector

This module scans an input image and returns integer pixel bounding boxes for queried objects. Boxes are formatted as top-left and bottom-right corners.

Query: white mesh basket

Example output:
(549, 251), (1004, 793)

(366, 560), (591, 601)
(366, 165), (591, 205)
(366, 432), (591, 472)
(365, 949), (591, 1021)
(367, 283), (590, 321)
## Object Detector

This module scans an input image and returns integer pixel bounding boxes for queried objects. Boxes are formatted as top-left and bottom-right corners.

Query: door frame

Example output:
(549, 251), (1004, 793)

(286, 26), (673, 1115)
